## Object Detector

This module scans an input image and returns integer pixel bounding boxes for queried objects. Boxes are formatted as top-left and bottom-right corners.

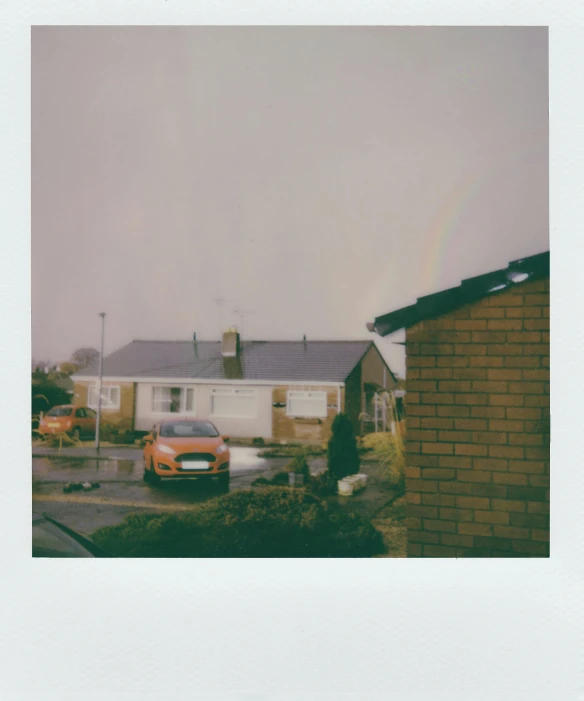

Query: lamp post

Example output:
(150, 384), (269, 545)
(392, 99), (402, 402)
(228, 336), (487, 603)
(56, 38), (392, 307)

(95, 312), (106, 454)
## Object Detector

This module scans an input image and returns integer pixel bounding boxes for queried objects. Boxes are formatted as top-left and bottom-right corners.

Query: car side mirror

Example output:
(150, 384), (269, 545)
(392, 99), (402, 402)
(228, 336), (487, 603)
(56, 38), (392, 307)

(144, 434), (153, 443)
(222, 435), (230, 443)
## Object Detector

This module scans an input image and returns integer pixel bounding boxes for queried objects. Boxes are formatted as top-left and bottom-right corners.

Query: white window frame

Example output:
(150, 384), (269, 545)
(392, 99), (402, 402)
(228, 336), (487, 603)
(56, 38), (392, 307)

(151, 385), (196, 416)
(87, 385), (121, 411)
(210, 387), (257, 419)
(286, 390), (328, 419)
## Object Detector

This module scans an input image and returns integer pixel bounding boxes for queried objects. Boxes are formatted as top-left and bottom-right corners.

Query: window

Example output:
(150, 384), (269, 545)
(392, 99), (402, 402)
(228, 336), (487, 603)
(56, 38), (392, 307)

(160, 421), (219, 438)
(88, 385), (120, 411)
(151, 386), (195, 415)
(75, 408), (85, 418)
(46, 407), (73, 417)
(211, 388), (257, 418)
(286, 391), (327, 418)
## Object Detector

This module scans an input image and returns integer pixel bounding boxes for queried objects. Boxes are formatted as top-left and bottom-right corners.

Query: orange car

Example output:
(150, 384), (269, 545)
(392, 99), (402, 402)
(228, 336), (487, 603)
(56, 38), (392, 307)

(143, 419), (231, 491)
(39, 405), (97, 439)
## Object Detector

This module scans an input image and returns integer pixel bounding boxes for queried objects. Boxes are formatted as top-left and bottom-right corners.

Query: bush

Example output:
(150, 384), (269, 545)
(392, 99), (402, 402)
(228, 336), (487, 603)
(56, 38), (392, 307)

(285, 447), (310, 481)
(308, 471), (336, 497)
(251, 477), (272, 488)
(327, 413), (360, 480)
(362, 431), (406, 489)
(252, 437), (265, 447)
(270, 471), (290, 486)
(91, 487), (384, 558)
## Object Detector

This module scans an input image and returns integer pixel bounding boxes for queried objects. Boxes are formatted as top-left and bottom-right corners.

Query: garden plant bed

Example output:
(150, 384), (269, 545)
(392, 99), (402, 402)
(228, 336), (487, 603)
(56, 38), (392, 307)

(371, 495), (407, 558)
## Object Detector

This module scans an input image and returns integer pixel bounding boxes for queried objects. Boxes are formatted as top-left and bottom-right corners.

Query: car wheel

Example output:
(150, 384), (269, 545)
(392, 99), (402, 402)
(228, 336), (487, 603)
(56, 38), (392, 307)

(149, 459), (161, 486)
(143, 460), (151, 483)
(72, 427), (81, 441)
(218, 472), (230, 493)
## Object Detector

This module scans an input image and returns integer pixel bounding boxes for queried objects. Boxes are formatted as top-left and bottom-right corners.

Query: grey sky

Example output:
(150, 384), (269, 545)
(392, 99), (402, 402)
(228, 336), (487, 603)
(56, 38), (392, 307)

(32, 26), (548, 376)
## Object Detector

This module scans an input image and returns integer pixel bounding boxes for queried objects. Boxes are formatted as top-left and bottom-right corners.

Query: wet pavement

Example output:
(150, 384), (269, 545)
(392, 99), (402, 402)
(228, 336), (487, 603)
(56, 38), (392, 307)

(32, 446), (398, 536)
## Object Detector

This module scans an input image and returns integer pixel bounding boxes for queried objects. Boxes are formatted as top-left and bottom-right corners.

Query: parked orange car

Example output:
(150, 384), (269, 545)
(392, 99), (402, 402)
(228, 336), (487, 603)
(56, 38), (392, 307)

(39, 405), (97, 439)
(143, 419), (231, 491)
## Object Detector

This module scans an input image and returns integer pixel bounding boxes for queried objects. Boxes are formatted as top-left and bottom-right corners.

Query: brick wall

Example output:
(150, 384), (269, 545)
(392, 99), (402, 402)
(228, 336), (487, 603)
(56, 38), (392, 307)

(404, 278), (550, 557)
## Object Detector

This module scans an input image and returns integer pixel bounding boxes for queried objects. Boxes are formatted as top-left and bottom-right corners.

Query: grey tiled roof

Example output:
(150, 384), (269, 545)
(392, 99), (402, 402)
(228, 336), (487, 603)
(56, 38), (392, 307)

(77, 340), (377, 383)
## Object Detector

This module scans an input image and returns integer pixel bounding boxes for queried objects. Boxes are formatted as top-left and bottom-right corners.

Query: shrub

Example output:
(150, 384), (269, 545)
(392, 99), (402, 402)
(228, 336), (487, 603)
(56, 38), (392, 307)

(286, 447), (310, 481)
(252, 437), (265, 447)
(307, 471), (336, 497)
(362, 431), (406, 489)
(91, 487), (384, 558)
(270, 471), (290, 486)
(251, 477), (272, 488)
(327, 413), (360, 480)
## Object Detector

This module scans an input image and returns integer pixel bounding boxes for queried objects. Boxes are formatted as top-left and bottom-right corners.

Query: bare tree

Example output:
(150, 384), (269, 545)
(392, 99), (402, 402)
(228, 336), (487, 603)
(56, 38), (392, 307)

(70, 347), (99, 369)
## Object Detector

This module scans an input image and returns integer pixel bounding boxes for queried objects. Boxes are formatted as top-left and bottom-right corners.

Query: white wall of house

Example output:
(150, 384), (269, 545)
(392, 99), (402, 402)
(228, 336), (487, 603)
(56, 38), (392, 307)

(134, 382), (273, 438)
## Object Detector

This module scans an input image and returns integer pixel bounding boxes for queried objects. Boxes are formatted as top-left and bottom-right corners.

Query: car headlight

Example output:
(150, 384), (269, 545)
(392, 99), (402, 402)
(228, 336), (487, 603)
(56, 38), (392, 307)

(158, 444), (176, 455)
(216, 443), (228, 455)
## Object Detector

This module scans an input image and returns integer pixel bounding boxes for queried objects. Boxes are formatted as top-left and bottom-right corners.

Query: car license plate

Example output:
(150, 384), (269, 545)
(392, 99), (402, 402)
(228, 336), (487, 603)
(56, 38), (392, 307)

(180, 461), (209, 470)
(48, 423), (59, 428)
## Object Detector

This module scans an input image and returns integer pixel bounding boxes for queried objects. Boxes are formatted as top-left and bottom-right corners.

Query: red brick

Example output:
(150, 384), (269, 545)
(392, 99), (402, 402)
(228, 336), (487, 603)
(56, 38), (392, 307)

(531, 529), (550, 542)
(475, 510), (510, 525)
(455, 394), (488, 406)
(487, 369), (523, 381)
(506, 307), (542, 318)
(405, 467), (421, 479)
(490, 394), (524, 407)
(487, 344), (524, 355)
(422, 442), (454, 455)
(422, 493), (456, 507)
(523, 344), (550, 356)
(457, 470), (492, 483)
(408, 542), (423, 556)
(473, 458), (508, 472)
(418, 318), (456, 331)
(422, 545), (458, 557)
(473, 536), (513, 552)
(438, 456), (473, 469)
(423, 519), (457, 533)
(420, 368), (453, 380)
(437, 356), (469, 368)
(407, 380), (437, 392)
(487, 319), (523, 331)
(439, 508), (474, 522)
(505, 486), (548, 502)
(489, 293), (523, 306)
(438, 381), (473, 392)
(508, 460), (546, 474)
(506, 407), (541, 420)
(489, 445), (524, 459)
(472, 431), (507, 445)
(455, 444), (488, 457)
(454, 319), (487, 330)
(471, 331), (507, 343)
(504, 356), (541, 367)
(408, 454), (440, 468)
(406, 355), (436, 367)
(440, 533), (474, 548)
(507, 332), (541, 343)
(470, 406), (505, 419)
(456, 496), (489, 509)
(529, 475), (550, 487)
(469, 356), (504, 367)
(437, 405), (471, 417)
(420, 344), (454, 355)
(522, 369), (550, 381)
(407, 505), (439, 519)
(469, 307), (505, 319)
(458, 523), (493, 536)
(512, 540), (549, 556)
(492, 499), (526, 513)
(438, 481), (474, 495)
(523, 319), (549, 331)
(409, 530), (440, 544)
(509, 512), (549, 528)
(524, 294), (549, 305)
(509, 434), (543, 446)
(405, 479), (438, 493)
(508, 381), (545, 394)
(406, 392), (420, 404)
(406, 516), (422, 530)
(421, 468), (456, 480)
(454, 418), (488, 430)
(492, 472), (528, 485)
(404, 441), (420, 453)
(408, 417), (421, 428)
(438, 430), (472, 443)
(421, 418), (454, 429)
(494, 525), (530, 539)
(524, 395), (550, 407)
(406, 492), (421, 504)
(527, 501), (549, 514)
(407, 429), (438, 442)
(406, 405), (437, 417)
(454, 343), (488, 356)
(472, 380), (509, 393)
(489, 419), (524, 432)
(469, 483), (507, 498)
(451, 368), (488, 380)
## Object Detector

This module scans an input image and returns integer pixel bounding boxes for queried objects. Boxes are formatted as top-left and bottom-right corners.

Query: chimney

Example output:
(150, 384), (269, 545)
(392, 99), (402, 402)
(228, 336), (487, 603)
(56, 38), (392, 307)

(303, 334), (307, 351)
(193, 332), (197, 342)
(221, 327), (241, 357)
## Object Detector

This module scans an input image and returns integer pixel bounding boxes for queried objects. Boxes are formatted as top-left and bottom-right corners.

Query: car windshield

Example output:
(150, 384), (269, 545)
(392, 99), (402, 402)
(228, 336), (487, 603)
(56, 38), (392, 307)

(46, 407), (73, 417)
(160, 421), (220, 438)
(32, 520), (95, 558)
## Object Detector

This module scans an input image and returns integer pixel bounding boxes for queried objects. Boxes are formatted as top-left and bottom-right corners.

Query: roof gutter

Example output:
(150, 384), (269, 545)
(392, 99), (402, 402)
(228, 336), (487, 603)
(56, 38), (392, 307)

(72, 376), (346, 388)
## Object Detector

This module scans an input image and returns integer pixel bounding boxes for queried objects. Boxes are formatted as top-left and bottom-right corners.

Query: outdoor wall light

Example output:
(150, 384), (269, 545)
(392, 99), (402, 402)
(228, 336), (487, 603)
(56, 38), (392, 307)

(507, 271), (530, 284)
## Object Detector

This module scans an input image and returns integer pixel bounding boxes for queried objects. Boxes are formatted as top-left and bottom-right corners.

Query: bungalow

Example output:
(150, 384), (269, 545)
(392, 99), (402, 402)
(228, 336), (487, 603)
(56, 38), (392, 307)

(72, 330), (397, 444)
(368, 251), (550, 558)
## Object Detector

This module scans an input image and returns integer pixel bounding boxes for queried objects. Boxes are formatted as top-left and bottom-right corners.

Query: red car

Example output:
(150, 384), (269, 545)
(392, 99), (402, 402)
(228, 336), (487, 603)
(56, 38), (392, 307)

(39, 405), (97, 440)
(143, 419), (231, 491)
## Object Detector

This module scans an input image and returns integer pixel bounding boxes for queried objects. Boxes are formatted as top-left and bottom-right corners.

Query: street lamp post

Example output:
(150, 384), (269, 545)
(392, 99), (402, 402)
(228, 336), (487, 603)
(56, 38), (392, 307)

(95, 312), (106, 454)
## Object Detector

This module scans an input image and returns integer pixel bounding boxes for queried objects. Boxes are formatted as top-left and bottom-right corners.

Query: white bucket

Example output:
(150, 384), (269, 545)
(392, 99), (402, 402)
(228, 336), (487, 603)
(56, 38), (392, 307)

(338, 480), (354, 496)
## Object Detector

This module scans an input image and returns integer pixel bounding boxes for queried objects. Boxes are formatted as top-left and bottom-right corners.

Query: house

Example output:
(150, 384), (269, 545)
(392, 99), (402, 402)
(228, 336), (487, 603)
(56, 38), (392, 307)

(368, 251), (550, 558)
(71, 330), (397, 444)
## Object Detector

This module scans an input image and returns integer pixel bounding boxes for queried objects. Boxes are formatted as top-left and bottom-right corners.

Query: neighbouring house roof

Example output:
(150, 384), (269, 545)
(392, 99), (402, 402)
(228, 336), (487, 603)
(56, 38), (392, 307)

(74, 340), (390, 384)
(368, 251), (549, 337)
